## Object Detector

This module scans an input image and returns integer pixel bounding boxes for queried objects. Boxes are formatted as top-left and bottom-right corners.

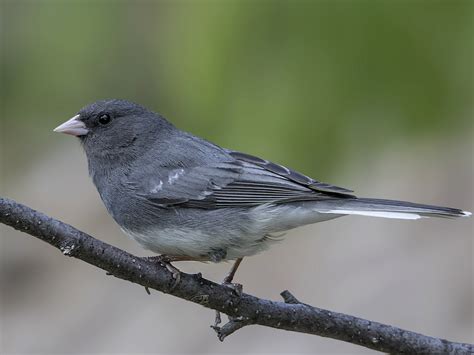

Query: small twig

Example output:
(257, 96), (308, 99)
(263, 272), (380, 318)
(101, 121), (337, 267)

(281, 290), (302, 304)
(1, 197), (472, 354)
(212, 316), (252, 341)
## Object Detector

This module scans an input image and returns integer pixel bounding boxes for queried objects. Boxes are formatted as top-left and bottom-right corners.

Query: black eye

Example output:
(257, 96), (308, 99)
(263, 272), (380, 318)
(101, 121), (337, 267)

(98, 114), (111, 125)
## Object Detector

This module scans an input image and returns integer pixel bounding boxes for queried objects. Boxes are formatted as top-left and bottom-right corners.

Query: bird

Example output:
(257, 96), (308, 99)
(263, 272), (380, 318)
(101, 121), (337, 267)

(53, 99), (471, 285)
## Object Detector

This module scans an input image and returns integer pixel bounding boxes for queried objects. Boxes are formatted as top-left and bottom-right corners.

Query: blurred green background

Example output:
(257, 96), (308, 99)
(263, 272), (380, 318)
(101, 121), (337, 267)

(2, 0), (472, 179)
(1, 0), (473, 354)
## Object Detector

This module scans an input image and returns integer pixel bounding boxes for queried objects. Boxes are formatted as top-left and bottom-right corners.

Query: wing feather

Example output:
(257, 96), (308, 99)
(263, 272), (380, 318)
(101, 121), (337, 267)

(136, 151), (354, 209)
(227, 151), (354, 195)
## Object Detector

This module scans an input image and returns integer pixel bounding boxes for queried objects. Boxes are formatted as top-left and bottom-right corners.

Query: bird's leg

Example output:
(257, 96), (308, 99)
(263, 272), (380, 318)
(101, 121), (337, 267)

(223, 257), (243, 284)
(144, 255), (207, 291)
(214, 257), (244, 328)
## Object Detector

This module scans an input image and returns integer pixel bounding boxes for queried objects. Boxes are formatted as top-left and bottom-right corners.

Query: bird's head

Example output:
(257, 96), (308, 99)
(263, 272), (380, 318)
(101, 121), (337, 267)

(53, 99), (174, 162)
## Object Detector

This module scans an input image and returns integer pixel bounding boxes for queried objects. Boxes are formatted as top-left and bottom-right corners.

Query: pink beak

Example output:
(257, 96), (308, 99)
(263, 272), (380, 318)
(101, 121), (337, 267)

(53, 114), (89, 136)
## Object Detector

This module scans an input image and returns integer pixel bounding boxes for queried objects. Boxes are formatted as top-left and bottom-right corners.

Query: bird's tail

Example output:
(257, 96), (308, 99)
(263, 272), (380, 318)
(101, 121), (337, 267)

(317, 198), (471, 220)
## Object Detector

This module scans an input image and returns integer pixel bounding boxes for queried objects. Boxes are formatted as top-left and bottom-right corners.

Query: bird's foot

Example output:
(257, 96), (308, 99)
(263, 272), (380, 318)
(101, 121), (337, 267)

(213, 258), (244, 328)
(222, 281), (243, 296)
(214, 278), (243, 323)
(213, 281), (243, 328)
(144, 255), (181, 291)
(221, 257), (243, 296)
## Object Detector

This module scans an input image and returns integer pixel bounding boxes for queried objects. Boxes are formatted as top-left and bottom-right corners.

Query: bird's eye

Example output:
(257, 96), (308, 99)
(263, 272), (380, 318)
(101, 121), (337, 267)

(98, 114), (111, 125)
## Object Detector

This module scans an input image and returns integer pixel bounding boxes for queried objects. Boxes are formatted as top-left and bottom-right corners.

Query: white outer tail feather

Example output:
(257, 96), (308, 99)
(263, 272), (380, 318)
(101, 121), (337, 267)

(310, 197), (472, 220)
(323, 209), (424, 220)
(319, 208), (471, 220)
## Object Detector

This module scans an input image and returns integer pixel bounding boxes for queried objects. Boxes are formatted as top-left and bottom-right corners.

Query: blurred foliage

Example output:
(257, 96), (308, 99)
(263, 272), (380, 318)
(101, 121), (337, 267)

(1, 0), (473, 182)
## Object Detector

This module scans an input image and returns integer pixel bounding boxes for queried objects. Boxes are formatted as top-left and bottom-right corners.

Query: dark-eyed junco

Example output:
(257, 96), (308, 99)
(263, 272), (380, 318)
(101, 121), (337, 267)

(54, 99), (471, 282)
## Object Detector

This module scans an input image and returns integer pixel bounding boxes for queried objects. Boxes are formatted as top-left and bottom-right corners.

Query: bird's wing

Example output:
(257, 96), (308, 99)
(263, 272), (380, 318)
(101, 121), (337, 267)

(227, 151), (354, 195)
(135, 152), (354, 209)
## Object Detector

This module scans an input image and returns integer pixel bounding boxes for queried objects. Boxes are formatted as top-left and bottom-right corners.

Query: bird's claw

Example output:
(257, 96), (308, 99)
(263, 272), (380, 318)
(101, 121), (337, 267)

(163, 262), (181, 290)
(213, 279), (243, 329)
(223, 281), (243, 297)
(144, 255), (181, 291)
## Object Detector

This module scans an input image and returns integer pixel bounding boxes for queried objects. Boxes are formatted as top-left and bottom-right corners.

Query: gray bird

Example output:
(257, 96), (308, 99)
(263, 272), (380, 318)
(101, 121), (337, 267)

(53, 99), (471, 283)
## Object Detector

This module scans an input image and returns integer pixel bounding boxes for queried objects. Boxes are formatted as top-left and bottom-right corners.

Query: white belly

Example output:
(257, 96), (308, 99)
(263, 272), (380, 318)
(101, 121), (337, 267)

(121, 204), (343, 260)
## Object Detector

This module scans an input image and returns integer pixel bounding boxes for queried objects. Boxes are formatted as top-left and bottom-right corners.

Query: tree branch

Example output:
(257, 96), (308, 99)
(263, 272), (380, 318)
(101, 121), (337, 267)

(0, 197), (472, 354)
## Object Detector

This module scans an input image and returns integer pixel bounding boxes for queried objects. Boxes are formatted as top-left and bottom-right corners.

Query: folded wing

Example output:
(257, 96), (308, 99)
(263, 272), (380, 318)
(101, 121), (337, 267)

(135, 151), (354, 209)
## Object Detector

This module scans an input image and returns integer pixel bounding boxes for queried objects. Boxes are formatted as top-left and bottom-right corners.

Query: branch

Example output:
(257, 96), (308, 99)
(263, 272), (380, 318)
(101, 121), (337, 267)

(1, 197), (472, 354)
